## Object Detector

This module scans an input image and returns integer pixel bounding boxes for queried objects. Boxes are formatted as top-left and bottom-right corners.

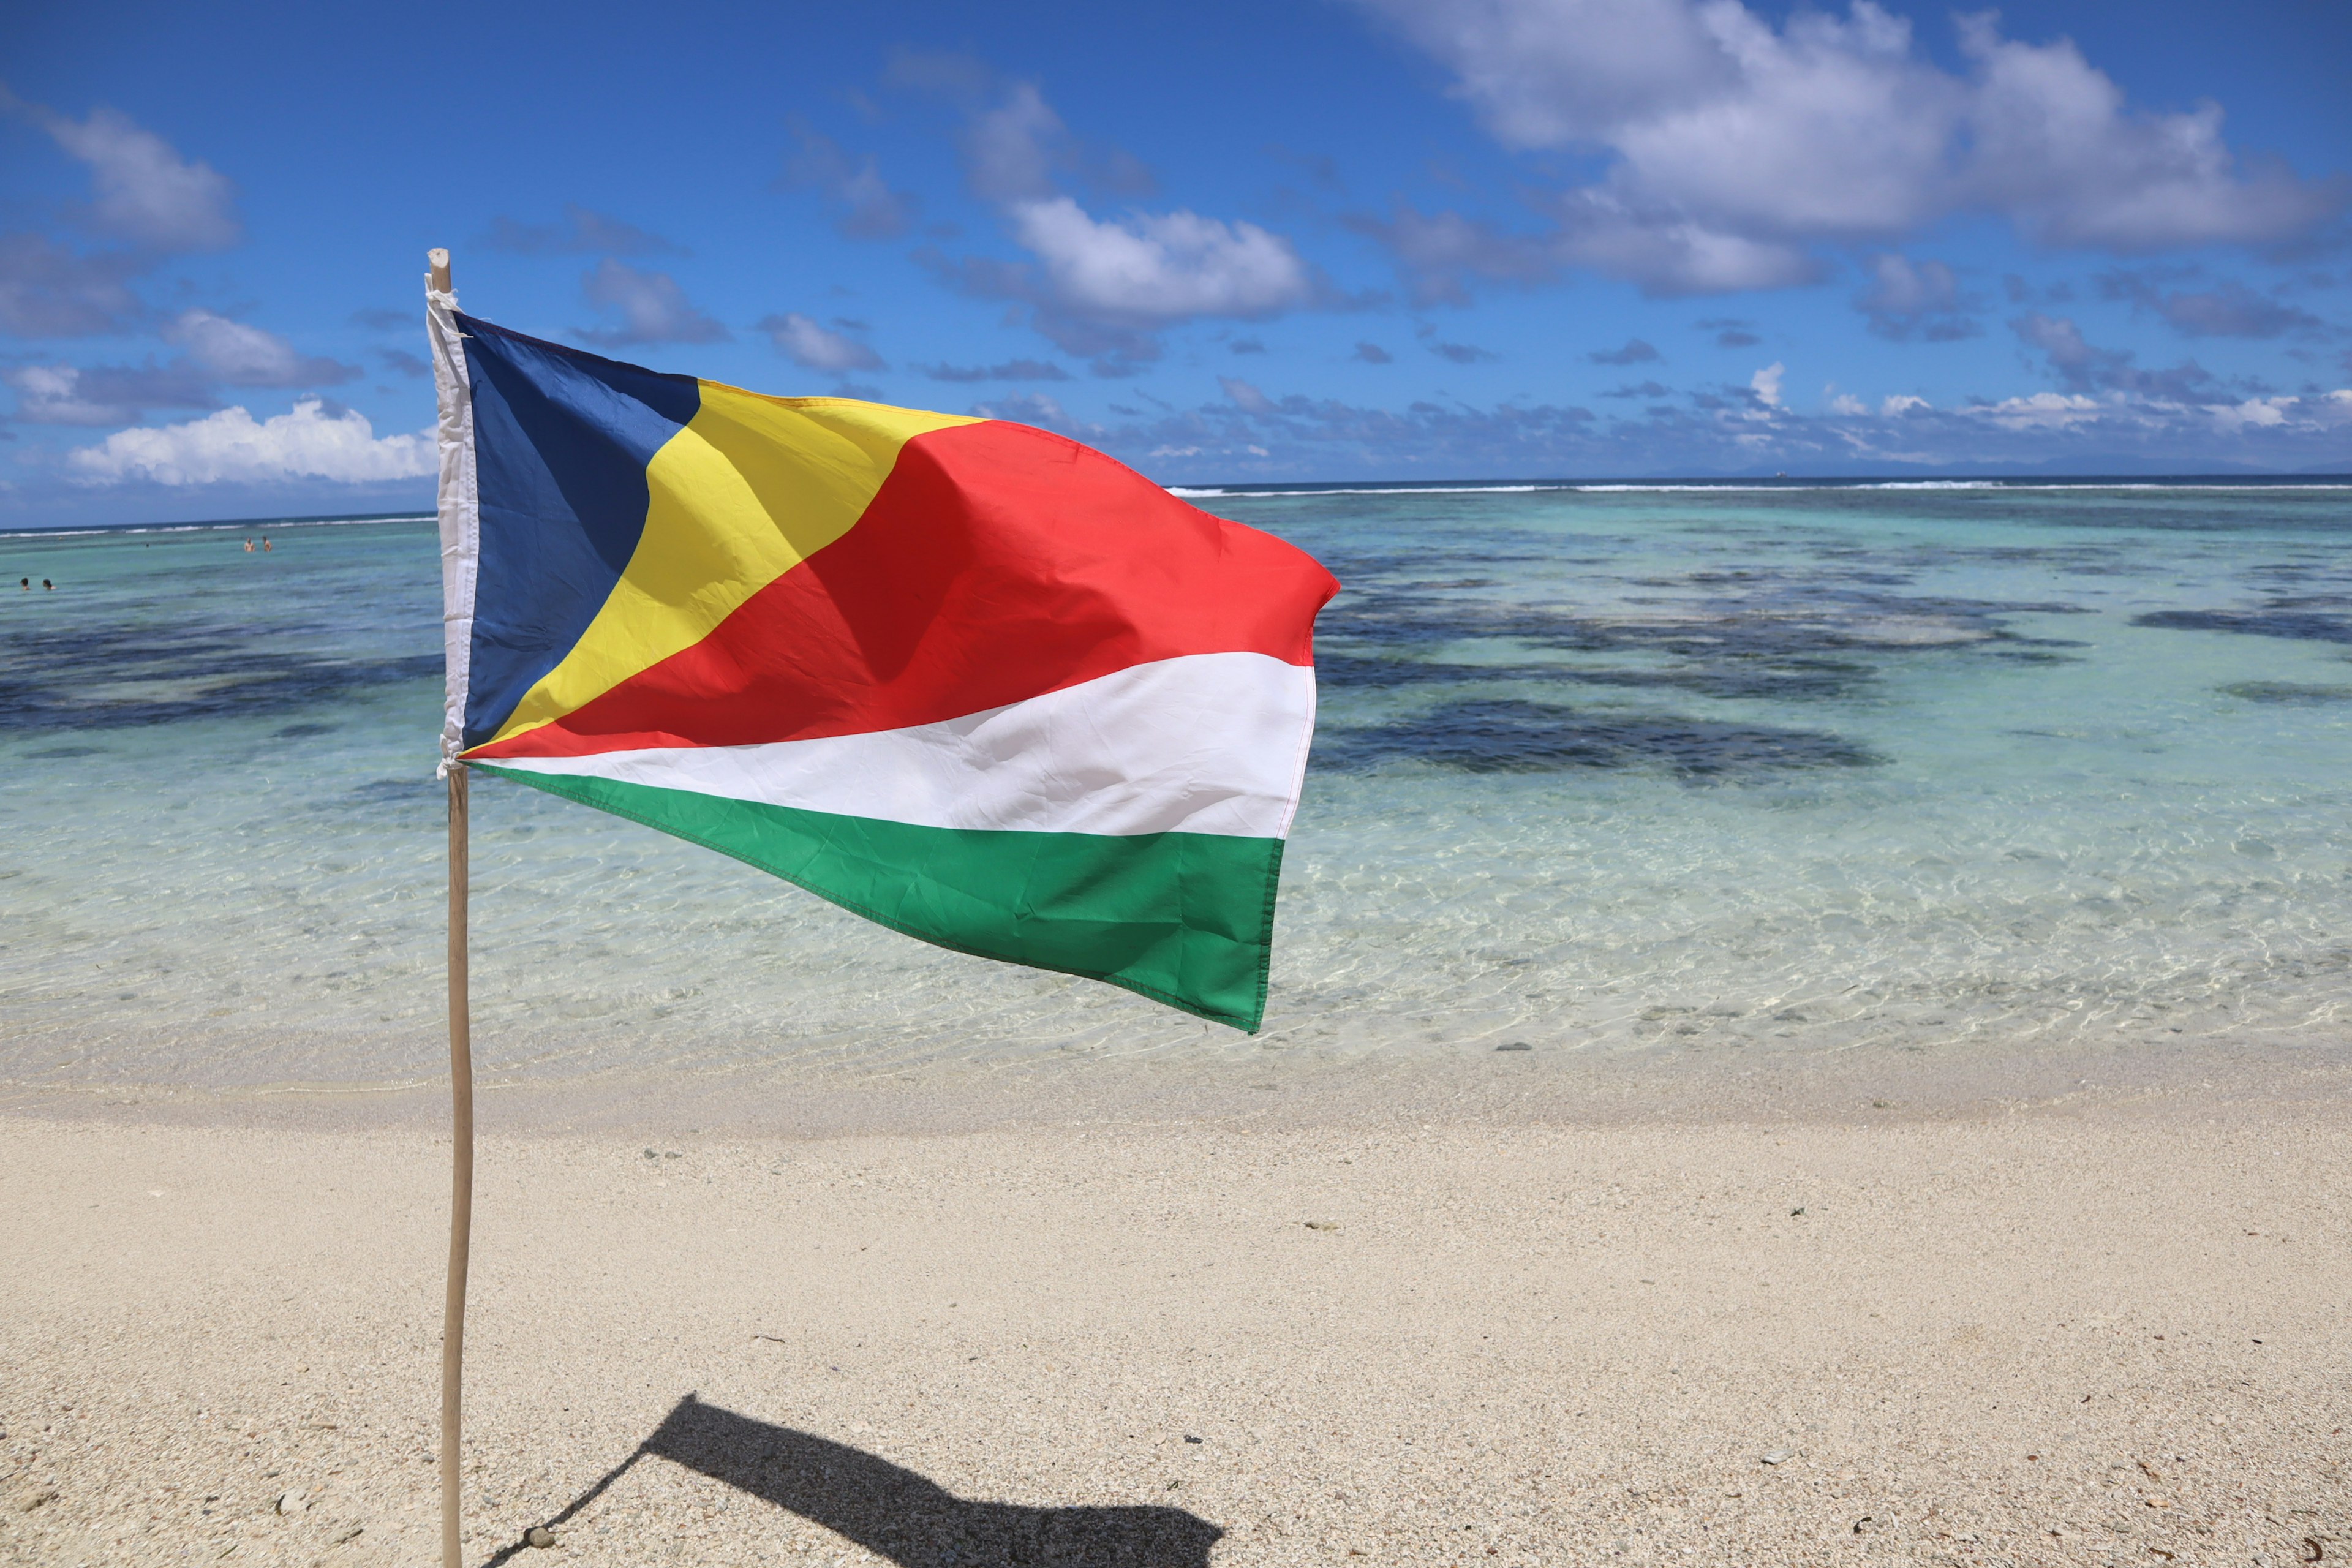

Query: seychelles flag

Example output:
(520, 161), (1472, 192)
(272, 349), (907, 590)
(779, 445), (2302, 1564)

(428, 300), (1338, 1032)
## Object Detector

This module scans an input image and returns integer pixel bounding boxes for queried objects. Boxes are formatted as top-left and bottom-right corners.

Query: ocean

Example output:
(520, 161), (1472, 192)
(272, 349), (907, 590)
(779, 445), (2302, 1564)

(4, 481), (2349, 1096)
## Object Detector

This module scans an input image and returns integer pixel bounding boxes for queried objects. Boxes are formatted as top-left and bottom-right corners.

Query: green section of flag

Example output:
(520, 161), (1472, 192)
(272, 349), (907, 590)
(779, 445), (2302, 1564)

(473, 764), (1286, 1031)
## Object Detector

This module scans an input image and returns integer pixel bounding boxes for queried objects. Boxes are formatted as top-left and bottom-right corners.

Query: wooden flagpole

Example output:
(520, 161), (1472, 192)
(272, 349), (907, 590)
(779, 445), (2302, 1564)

(443, 761), (472, 1567)
(431, 244), (476, 1568)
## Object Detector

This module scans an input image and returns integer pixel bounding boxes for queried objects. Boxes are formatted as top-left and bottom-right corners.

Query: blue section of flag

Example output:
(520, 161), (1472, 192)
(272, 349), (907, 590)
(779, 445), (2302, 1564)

(456, 315), (701, 747)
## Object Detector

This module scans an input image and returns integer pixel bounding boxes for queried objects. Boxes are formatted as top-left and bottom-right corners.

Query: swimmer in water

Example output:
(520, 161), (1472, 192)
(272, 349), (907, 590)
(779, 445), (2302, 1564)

(43, 579), (55, 590)
(262, 537), (271, 551)
(244, 539), (254, 552)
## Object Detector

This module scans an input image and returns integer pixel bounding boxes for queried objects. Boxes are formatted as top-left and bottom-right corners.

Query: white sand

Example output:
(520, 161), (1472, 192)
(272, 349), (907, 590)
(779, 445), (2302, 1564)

(4, 1071), (2348, 1566)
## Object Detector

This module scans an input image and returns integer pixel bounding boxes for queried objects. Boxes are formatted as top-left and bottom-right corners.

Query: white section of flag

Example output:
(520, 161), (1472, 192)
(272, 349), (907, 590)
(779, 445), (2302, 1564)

(481, 652), (1317, 840)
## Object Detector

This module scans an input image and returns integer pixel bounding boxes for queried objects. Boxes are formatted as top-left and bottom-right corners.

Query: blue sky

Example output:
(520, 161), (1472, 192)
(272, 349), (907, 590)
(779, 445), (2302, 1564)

(3, 0), (2348, 525)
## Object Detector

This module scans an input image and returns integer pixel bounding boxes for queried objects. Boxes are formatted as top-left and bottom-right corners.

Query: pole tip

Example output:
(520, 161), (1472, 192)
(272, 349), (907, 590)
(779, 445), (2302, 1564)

(428, 248), (451, 292)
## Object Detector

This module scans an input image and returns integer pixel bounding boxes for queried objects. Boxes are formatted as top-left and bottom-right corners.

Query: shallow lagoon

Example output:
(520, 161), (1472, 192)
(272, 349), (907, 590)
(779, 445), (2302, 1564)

(3, 483), (2348, 1092)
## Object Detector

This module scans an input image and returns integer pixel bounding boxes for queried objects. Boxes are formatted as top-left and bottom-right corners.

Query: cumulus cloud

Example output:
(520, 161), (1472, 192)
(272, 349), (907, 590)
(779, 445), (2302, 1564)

(163, 309), (357, 387)
(2096, 268), (2324, 339)
(1951, 15), (2331, 251)
(481, 205), (683, 257)
(66, 399), (434, 485)
(1346, 0), (2343, 296)
(1588, 337), (1661, 365)
(5, 364), (136, 426)
(2209, 395), (2297, 434)
(759, 312), (884, 372)
(1855, 254), (1981, 341)
(780, 121), (918, 240)
(913, 78), (1316, 361)
(5, 310), (349, 429)
(918, 358), (1069, 382)
(3, 360), (215, 424)
(1749, 361), (1785, 407)
(1008, 197), (1313, 323)
(9, 96), (241, 251)
(577, 260), (729, 347)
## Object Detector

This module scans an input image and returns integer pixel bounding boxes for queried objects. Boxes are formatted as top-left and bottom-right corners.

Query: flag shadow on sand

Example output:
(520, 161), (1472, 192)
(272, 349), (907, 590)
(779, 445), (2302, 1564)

(484, 1392), (1222, 1568)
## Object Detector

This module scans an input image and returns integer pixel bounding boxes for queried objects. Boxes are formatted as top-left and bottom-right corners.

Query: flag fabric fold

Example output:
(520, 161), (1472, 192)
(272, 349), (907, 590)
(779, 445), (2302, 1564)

(431, 310), (1338, 1031)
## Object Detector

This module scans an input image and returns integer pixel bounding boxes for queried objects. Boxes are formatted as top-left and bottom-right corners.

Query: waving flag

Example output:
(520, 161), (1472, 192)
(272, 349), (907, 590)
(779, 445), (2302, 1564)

(428, 304), (1338, 1031)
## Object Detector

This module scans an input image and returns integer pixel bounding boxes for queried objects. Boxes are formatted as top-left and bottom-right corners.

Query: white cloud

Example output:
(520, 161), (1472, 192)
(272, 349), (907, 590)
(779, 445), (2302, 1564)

(1882, 394), (1930, 417)
(18, 99), (240, 251)
(1008, 197), (1312, 321)
(1971, 391), (2105, 431)
(4, 361), (214, 424)
(1349, 0), (2342, 295)
(66, 399), (433, 485)
(164, 308), (355, 386)
(1953, 17), (2329, 251)
(577, 260), (729, 347)
(921, 81), (1316, 360)
(1826, 391), (1866, 416)
(759, 312), (884, 373)
(1749, 361), (1785, 407)
(2209, 396), (2293, 433)
(4, 364), (130, 426)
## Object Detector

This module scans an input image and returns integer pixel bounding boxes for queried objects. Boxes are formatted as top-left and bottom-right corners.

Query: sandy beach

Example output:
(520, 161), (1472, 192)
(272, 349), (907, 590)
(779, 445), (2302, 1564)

(5, 1054), (2348, 1567)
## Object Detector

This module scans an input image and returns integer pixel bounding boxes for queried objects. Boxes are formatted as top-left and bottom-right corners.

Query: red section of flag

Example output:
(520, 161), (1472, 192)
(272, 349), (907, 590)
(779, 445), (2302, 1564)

(467, 420), (1338, 761)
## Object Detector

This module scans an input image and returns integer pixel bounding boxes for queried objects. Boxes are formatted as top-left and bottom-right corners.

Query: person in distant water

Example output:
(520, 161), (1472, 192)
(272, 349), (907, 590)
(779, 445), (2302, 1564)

(244, 538), (254, 552)
(43, 579), (54, 590)
(262, 537), (271, 551)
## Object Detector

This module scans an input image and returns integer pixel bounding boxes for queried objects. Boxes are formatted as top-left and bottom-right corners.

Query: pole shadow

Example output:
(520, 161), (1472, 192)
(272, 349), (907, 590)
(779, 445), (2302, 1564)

(483, 1392), (1222, 1567)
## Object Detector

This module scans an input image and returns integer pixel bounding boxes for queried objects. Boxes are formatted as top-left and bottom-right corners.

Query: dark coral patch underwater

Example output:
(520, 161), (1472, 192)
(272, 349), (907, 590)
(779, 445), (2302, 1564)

(1317, 698), (1883, 779)
(0, 620), (438, 733)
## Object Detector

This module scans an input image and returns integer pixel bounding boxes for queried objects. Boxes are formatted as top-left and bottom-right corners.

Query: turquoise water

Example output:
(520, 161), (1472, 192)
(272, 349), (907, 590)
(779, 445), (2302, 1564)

(4, 484), (2350, 1091)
